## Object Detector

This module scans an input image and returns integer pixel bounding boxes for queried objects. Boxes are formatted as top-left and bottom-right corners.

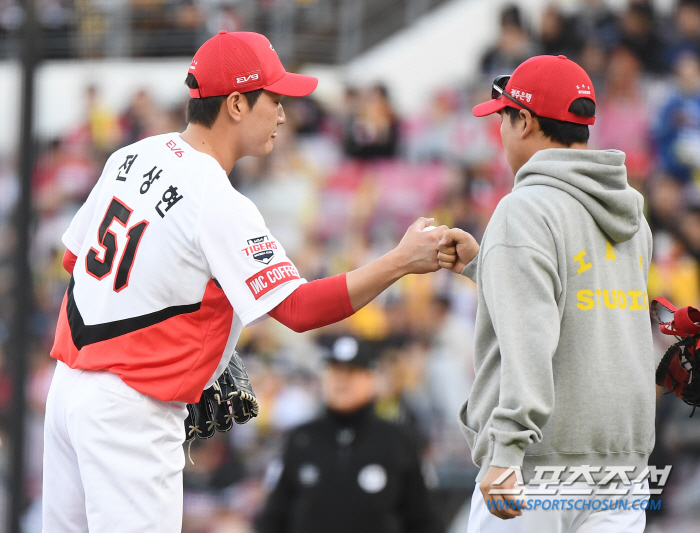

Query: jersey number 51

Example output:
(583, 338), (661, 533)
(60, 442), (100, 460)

(86, 197), (148, 292)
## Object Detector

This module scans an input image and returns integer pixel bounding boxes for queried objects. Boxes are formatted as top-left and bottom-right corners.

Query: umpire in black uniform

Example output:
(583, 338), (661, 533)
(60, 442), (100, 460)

(254, 336), (443, 533)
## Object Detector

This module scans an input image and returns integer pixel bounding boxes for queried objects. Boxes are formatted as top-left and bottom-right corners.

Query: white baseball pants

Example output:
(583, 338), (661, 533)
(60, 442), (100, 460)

(467, 481), (649, 533)
(42, 361), (188, 533)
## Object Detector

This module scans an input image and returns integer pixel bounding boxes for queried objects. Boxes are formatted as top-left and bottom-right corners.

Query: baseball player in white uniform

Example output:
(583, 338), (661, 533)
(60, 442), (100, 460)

(42, 31), (447, 533)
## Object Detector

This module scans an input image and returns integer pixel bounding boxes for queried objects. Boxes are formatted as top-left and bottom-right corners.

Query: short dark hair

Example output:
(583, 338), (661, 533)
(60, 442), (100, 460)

(184, 73), (264, 128)
(504, 97), (596, 146)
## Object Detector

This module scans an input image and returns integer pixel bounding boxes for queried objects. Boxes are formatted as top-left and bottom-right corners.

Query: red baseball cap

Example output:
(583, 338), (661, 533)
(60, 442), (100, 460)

(473, 55), (596, 125)
(188, 31), (318, 98)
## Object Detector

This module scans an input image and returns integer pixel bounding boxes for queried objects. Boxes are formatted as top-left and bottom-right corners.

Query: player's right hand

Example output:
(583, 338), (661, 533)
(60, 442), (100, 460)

(479, 466), (525, 520)
(438, 228), (479, 273)
(394, 218), (448, 275)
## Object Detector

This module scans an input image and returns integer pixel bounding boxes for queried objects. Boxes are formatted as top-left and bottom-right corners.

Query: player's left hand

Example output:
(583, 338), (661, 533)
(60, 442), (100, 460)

(479, 465), (525, 520)
(393, 218), (449, 275)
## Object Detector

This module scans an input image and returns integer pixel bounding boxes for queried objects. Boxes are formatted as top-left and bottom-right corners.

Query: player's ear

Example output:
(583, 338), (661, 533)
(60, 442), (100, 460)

(519, 109), (538, 139)
(226, 92), (247, 123)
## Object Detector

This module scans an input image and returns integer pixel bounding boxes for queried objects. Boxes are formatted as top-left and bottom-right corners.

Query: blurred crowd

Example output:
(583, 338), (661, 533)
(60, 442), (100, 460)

(2, 0), (446, 62)
(0, 0), (246, 57)
(2, 0), (700, 531)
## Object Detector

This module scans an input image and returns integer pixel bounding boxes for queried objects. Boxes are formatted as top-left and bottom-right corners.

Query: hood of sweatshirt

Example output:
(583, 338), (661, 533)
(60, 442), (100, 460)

(513, 148), (643, 243)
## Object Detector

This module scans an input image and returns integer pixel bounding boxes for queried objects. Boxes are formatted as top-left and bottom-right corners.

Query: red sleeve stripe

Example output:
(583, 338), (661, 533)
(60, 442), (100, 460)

(268, 273), (354, 333)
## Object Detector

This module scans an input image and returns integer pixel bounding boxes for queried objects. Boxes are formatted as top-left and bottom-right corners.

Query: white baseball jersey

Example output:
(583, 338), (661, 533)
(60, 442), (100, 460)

(51, 133), (305, 403)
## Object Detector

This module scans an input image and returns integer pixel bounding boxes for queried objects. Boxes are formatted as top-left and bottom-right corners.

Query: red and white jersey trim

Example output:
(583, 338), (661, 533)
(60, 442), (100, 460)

(52, 279), (233, 403)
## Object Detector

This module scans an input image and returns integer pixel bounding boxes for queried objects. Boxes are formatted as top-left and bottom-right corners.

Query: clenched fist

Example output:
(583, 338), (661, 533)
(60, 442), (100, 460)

(393, 217), (449, 275)
(437, 228), (479, 273)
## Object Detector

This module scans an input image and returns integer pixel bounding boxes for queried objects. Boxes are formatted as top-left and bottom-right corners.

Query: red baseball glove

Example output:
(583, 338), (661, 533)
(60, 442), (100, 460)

(652, 298), (700, 415)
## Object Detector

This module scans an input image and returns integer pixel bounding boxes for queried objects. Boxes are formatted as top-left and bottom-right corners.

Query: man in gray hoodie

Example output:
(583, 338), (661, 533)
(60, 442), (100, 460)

(437, 55), (655, 532)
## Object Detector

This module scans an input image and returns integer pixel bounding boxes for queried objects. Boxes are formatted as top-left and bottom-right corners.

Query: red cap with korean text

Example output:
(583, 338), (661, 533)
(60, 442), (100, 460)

(473, 55), (596, 125)
(188, 31), (318, 98)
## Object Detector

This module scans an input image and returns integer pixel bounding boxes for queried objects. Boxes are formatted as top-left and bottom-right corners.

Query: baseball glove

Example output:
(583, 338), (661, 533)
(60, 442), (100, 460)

(652, 298), (700, 416)
(185, 350), (259, 443)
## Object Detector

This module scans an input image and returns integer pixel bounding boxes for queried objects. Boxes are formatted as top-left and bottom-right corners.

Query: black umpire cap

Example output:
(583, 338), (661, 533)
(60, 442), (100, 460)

(323, 336), (379, 369)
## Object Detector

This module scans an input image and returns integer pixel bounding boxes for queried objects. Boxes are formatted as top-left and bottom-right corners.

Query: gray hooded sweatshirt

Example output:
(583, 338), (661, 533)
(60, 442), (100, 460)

(459, 148), (655, 482)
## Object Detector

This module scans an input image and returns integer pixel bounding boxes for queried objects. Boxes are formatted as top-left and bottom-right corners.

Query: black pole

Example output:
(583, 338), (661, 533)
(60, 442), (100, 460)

(8, 0), (38, 532)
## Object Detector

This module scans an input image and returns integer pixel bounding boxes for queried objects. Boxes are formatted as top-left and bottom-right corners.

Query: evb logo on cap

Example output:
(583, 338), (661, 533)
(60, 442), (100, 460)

(236, 71), (261, 85)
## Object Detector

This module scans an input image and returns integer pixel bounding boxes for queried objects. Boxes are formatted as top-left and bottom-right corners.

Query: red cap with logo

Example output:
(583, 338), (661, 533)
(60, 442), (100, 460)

(188, 31), (318, 98)
(473, 55), (596, 125)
